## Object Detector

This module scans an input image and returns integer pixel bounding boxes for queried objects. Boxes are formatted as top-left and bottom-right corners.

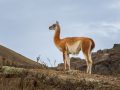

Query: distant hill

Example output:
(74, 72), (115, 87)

(0, 45), (45, 69)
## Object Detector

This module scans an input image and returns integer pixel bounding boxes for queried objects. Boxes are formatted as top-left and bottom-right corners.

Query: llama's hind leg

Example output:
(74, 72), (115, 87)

(88, 59), (92, 74)
(88, 53), (93, 74)
(83, 52), (92, 74)
(82, 41), (93, 74)
(83, 53), (89, 73)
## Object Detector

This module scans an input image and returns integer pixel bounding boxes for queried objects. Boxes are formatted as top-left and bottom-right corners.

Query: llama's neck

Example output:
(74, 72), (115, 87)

(54, 25), (61, 44)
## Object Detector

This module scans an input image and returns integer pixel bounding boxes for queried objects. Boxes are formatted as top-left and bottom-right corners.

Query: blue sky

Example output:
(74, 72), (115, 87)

(0, 0), (120, 66)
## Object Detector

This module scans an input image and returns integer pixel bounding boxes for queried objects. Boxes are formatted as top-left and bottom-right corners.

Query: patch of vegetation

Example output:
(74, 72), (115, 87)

(1, 66), (25, 74)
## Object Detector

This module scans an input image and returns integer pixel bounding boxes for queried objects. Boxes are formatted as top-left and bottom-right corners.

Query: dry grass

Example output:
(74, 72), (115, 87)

(0, 66), (120, 90)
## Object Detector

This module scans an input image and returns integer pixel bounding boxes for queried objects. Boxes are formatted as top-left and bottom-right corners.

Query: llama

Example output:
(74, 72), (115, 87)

(49, 21), (95, 74)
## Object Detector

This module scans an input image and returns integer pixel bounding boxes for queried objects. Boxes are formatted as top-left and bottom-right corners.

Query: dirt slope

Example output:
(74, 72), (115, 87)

(0, 66), (120, 90)
(0, 45), (45, 69)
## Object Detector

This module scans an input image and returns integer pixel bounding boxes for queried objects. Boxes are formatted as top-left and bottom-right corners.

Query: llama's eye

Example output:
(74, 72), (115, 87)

(53, 24), (56, 27)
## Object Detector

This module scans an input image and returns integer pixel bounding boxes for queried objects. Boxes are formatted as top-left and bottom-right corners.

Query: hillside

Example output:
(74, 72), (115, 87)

(0, 44), (120, 90)
(0, 45), (45, 69)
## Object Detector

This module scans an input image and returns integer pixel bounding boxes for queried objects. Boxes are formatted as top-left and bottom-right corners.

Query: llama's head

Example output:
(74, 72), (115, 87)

(49, 21), (59, 30)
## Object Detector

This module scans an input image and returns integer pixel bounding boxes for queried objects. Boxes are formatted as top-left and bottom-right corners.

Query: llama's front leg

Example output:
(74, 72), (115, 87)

(63, 52), (67, 70)
(65, 52), (71, 71)
(67, 58), (71, 71)
(64, 59), (67, 70)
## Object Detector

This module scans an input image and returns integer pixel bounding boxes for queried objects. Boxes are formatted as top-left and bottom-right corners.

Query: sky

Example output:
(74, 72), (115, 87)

(0, 0), (120, 66)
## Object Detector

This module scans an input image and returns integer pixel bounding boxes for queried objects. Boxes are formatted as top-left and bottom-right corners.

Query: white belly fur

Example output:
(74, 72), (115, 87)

(66, 41), (81, 55)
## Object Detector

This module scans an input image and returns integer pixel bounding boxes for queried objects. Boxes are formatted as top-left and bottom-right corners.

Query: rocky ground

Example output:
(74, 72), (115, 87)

(0, 66), (120, 90)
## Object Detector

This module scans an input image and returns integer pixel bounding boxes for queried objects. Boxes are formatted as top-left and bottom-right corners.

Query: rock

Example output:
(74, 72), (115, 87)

(56, 44), (120, 75)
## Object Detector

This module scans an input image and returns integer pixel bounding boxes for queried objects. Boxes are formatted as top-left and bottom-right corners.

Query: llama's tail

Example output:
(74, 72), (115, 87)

(90, 39), (95, 51)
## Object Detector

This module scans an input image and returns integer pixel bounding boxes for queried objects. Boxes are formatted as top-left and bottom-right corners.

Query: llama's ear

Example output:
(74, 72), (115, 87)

(56, 21), (59, 24)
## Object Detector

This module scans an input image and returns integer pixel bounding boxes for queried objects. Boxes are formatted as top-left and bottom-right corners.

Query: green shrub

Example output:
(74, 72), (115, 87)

(2, 66), (24, 74)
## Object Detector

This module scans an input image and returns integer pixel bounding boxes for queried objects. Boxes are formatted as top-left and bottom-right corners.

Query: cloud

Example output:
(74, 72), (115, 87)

(64, 21), (120, 36)
(109, 0), (120, 9)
